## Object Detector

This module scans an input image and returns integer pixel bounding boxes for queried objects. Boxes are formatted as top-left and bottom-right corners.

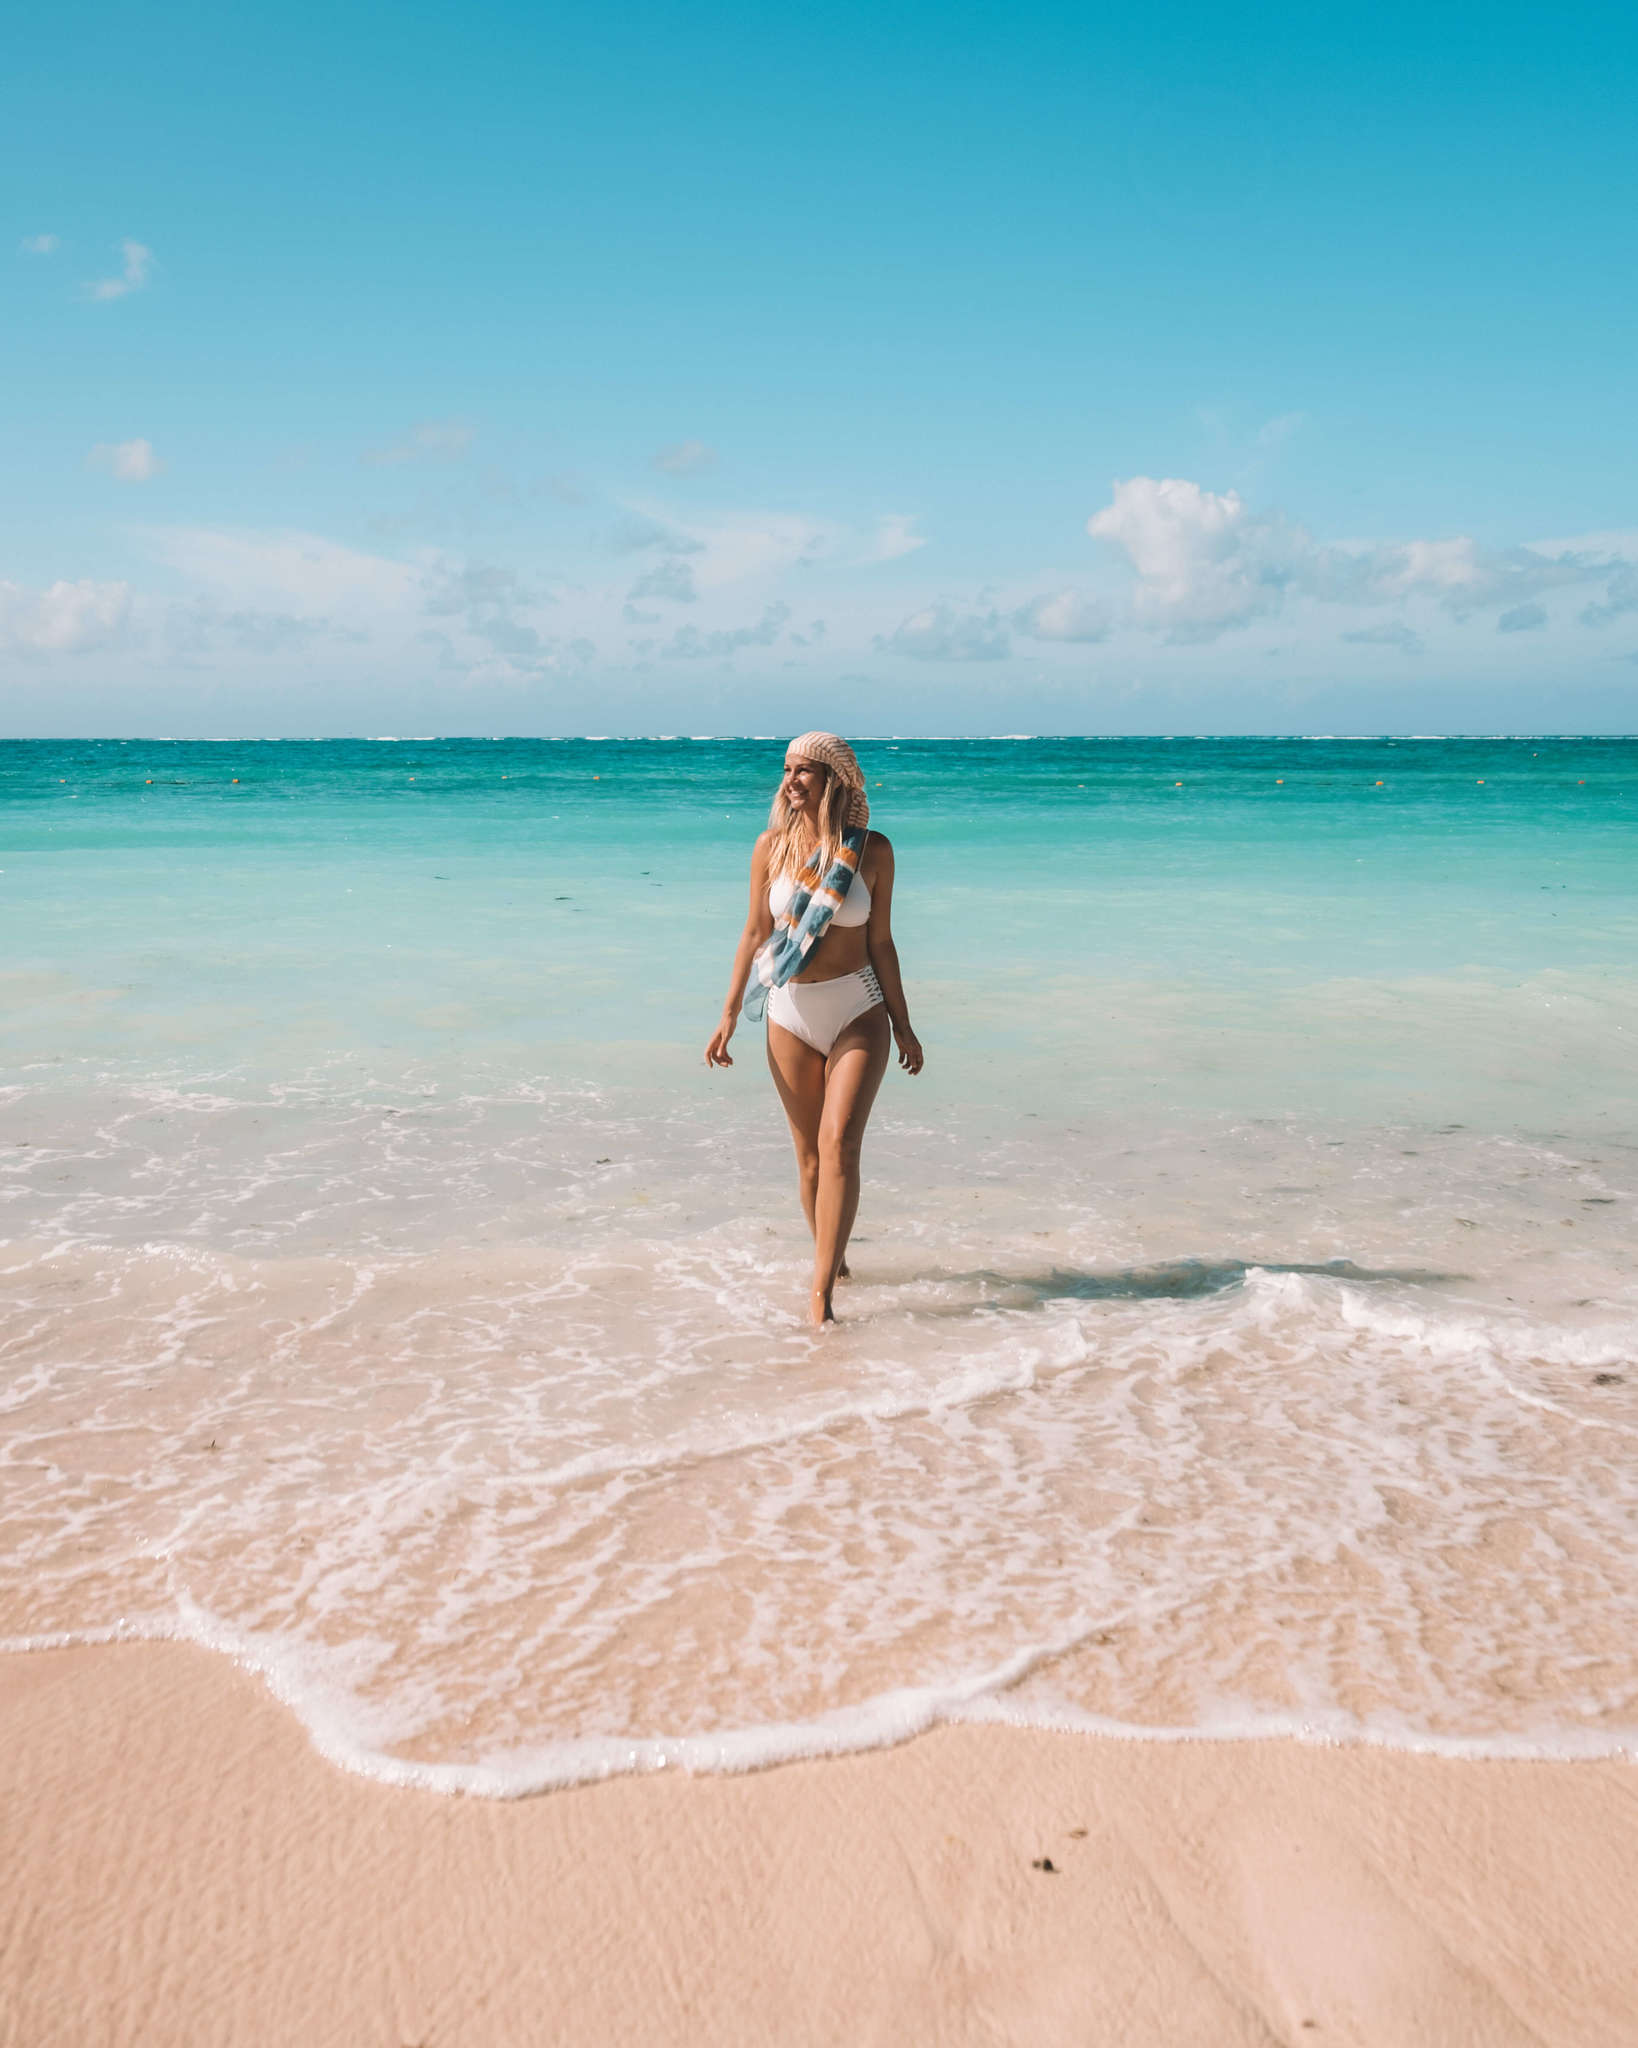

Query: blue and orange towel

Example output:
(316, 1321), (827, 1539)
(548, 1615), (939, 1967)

(742, 828), (868, 1021)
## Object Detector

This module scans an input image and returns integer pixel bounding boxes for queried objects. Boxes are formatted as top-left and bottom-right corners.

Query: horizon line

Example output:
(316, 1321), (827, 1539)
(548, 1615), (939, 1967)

(5, 732), (1637, 746)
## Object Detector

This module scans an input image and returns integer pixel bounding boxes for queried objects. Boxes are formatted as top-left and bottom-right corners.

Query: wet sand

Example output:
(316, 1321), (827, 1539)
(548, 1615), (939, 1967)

(4, 1641), (1636, 2046)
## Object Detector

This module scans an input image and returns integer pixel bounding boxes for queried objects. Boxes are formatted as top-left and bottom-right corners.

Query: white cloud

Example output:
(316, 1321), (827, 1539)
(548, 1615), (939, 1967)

(20, 233), (59, 256)
(363, 419), (475, 466)
(870, 514), (927, 561)
(1088, 477), (1299, 639)
(653, 440), (716, 476)
(0, 578), (131, 654)
(141, 526), (419, 613)
(1088, 476), (1634, 641)
(86, 239), (152, 301)
(1349, 536), (1597, 615)
(619, 500), (908, 591)
(1013, 589), (1109, 643)
(883, 604), (1010, 661)
(1498, 602), (1546, 634)
(134, 525), (587, 686)
(1525, 529), (1638, 561)
(668, 509), (833, 589)
(88, 437), (162, 482)
(661, 602), (790, 659)
(426, 623), (598, 687)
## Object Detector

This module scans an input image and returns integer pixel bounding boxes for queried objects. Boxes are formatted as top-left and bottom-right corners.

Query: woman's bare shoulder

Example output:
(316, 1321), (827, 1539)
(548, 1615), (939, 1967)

(862, 832), (895, 892)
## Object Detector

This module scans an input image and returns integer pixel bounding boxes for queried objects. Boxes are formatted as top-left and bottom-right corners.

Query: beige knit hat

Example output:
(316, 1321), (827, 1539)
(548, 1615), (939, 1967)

(786, 731), (869, 828)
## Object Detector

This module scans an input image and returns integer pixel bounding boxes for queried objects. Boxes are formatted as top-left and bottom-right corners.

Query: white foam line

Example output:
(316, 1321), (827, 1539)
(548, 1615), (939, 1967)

(8, 1610), (1637, 1798)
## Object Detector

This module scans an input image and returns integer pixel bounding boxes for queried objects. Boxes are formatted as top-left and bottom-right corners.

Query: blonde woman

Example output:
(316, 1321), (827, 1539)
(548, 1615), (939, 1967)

(705, 733), (923, 1324)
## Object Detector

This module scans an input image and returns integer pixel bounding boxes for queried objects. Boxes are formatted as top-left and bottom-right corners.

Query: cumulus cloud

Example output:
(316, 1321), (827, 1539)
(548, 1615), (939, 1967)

(86, 239), (152, 300)
(88, 437), (162, 482)
(1343, 622), (1423, 655)
(653, 440), (716, 476)
(1088, 477), (1299, 639)
(1498, 602), (1546, 633)
(1088, 475), (1633, 642)
(20, 233), (59, 256)
(1351, 536), (1598, 616)
(883, 604), (1010, 662)
(363, 419), (475, 467)
(870, 514), (926, 562)
(661, 602), (790, 659)
(0, 578), (131, 654)
(1013, 589), (1109, 643)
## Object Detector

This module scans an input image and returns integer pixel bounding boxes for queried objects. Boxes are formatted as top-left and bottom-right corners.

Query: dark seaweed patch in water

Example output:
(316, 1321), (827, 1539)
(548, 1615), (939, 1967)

(949, 1257), (1464, 1313)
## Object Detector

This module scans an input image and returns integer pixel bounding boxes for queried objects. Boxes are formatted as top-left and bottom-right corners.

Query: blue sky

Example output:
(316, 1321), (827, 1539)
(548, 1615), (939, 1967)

(4, 0), (1636, 734)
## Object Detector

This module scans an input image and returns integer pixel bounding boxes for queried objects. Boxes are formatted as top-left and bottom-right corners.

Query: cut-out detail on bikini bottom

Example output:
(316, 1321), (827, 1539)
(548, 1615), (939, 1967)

(766, 966), (883, 1056)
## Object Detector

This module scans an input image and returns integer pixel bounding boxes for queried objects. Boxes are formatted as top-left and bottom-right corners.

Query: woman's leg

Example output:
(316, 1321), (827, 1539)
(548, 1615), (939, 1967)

(766, 1018), (828, 1253)
(811, 1007), (891, 1321)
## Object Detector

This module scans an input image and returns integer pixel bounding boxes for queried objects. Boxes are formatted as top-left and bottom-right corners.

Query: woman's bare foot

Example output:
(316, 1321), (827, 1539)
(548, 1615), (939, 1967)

(836, 1257), (851, 1281)
(808, 1285), (835, 1326)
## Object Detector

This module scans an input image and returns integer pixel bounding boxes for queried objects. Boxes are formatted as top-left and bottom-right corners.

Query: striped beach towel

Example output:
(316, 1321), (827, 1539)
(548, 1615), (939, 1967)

(742, 827), (868, 1021)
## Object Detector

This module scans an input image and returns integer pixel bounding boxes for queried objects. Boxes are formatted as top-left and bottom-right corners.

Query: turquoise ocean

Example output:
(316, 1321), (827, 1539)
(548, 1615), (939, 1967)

(3, 735), (1636, 1789)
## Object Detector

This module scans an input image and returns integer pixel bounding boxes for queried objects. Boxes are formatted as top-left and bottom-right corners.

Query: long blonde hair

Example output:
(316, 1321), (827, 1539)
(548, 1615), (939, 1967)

(765, 765), (851, 883)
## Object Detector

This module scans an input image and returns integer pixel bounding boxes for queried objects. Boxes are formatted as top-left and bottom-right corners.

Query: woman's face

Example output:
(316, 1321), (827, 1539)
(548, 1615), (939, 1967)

(782, 755), (828, 817)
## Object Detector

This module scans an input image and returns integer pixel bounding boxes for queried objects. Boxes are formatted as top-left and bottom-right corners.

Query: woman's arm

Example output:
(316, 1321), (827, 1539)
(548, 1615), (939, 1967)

(863, 838), (924, 1076)
(704, 833), (776, 1068)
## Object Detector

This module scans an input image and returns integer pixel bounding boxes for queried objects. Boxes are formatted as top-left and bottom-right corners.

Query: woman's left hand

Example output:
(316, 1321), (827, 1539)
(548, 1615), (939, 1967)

(893, 1022), (924, 1076)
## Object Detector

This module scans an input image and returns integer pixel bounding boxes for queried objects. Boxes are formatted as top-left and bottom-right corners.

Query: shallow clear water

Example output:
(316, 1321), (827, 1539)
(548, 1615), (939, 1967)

(3, 736), (1636, 1788)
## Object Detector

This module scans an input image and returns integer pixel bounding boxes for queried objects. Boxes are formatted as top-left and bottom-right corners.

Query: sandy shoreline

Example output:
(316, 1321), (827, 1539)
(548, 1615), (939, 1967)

(3, 1644), (1635, 2046)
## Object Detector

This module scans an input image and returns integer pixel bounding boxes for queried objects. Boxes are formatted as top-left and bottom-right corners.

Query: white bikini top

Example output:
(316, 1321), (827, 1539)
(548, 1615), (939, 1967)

(769, 850), (872, 926)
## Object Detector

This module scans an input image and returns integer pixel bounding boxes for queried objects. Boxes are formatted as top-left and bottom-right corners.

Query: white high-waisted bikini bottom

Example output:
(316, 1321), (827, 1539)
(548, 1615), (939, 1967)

(766, 965), (883, 1056)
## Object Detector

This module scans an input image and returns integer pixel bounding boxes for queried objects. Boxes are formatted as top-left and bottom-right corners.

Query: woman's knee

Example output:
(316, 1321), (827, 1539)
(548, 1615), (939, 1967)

(818, 1128), (864, 1175)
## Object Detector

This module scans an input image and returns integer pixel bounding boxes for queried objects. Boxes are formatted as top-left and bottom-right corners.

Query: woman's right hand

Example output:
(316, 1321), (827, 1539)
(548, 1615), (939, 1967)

(704, 1014), (737, 1068)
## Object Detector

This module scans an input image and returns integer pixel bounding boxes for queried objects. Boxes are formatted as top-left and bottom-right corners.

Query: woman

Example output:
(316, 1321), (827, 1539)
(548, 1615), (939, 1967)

(705, 732), (923, 1325)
